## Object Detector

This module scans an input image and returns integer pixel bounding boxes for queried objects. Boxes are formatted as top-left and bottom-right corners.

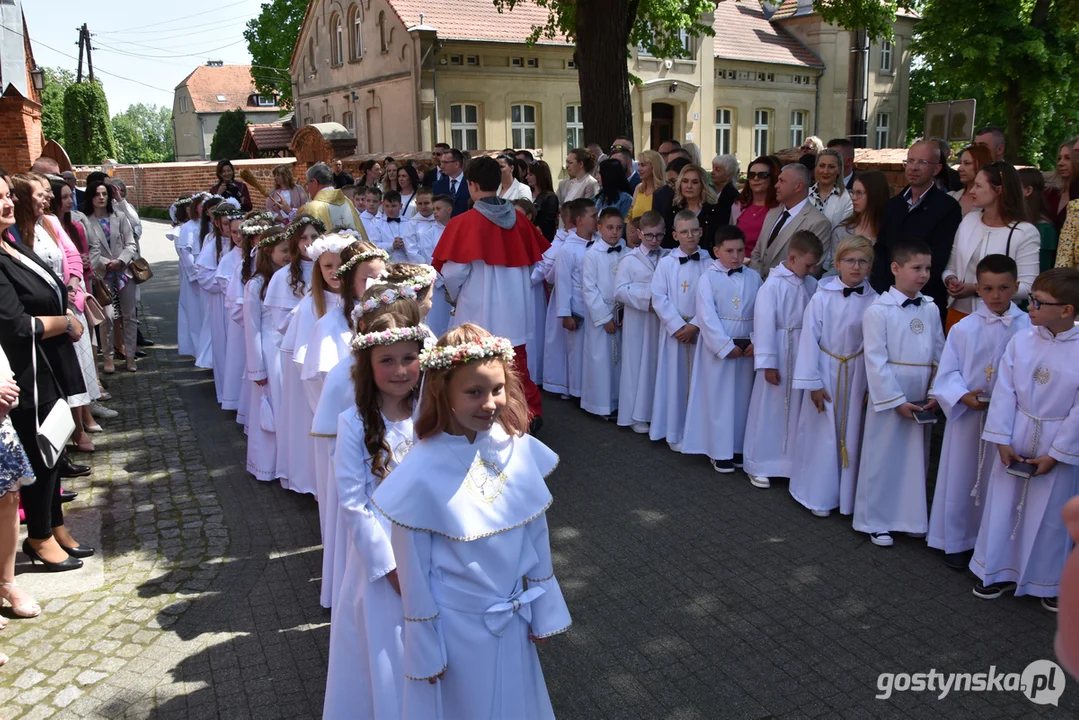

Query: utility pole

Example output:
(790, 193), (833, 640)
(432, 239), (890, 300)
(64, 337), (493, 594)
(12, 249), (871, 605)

(76, 24), (85, 83)
(75, 24), (94, 83)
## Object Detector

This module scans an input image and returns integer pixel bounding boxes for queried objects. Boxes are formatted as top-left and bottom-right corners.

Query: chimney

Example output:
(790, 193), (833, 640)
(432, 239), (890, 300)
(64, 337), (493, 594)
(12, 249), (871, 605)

(207, 60), (224, 67)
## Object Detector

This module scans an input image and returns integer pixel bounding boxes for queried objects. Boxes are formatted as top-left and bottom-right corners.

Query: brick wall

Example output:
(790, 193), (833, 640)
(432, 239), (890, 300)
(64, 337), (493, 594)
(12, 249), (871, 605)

(75, 158), (305, 212)
(0, 92), (43, 175)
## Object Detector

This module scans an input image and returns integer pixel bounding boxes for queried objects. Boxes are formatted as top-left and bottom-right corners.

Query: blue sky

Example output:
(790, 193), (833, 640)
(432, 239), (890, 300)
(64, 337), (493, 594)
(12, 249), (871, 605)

(21, 0), (270, 114)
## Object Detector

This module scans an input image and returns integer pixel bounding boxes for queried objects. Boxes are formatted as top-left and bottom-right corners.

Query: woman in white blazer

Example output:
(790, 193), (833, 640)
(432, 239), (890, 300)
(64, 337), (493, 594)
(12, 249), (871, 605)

(942, 161), (1040, 331)
(83, 179), (139, 372)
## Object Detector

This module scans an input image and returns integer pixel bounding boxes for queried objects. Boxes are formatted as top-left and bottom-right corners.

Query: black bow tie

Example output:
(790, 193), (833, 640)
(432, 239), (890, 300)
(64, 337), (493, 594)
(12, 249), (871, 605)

(607, 245), (622, 254)
(679, 251), (700, 264)
(902, 297), (922, 307)
(843, 285), (864, 297)
(386, 217), (401, 224)
(586, 240), (594, 248)
(727, 267), (743, 275)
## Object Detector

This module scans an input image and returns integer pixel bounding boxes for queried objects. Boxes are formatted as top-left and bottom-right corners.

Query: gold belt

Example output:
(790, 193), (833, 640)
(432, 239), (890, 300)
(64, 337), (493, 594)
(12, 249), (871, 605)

(819, 345), (865, 468)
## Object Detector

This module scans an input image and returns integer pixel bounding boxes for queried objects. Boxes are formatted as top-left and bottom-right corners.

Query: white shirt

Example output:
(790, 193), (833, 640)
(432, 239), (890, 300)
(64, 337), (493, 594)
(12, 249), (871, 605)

(369, 215), (411, 263)
(943, 210), (1040, 313)
(442, 260), (536, 346)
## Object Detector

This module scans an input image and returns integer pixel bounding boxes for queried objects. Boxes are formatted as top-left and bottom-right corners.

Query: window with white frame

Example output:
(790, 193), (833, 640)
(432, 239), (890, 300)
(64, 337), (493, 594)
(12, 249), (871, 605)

(349, 4), (363, 60)
(566, 105), (584, 152)
(331, 14), (344, 66)
(255, 95), (275, 107)
(677, 28), (695, 57)
(753, 109), (771, 156)
(343, 111), (354, 133)
(715, 108), (733, 155)
(790, 110), (806, 148)
(880, 39), (893, 72)
(875, 113), (890, 149)
(450, 104), (479, 151)
(511, 104), (537, 149)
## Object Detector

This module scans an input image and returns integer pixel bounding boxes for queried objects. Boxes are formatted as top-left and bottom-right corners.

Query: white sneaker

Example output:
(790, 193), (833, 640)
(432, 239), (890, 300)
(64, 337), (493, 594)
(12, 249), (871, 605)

(811, 509), (831, 518)
(668, 442), (682, 453)
(631, 422), (649, 434)
(90, 402), (118, 419)
(750, 475), (770, 489)
(870, 532), (894, 547)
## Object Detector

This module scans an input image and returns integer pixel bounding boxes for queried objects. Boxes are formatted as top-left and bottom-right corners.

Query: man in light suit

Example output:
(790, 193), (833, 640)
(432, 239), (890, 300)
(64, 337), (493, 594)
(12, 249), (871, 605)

(431, 148), (470, 217)
(749, 163), (831, 279)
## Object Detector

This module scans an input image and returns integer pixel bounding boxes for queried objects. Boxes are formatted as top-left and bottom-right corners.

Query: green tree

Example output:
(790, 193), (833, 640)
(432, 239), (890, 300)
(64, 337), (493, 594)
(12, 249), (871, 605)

(911, 0), (1079, 167)
(63, 81), (118, 164)
(494, 0), (913, 149)
(40, 67), (74, 147)
(210, 109), (249, 161)
(244, 0), (306, 109)
(111, 104), (175, 164)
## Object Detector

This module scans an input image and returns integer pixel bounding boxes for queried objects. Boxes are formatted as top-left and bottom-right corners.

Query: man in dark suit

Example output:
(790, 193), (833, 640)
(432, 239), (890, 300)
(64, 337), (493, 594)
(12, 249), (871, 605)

(422, 142), (451, 188)
(431, 148), (470, 216)
(869, 140), (962, 322)
(710, 154), (740, 226)
(827, 138), (857, 191)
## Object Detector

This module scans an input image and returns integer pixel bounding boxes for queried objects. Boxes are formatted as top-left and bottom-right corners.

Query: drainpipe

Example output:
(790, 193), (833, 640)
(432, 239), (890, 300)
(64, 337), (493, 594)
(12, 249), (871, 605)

(813, 71), (821, 136)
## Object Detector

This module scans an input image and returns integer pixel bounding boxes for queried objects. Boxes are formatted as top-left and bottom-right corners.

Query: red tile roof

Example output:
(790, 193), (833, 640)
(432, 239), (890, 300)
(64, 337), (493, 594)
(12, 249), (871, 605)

(241, 123), (295, 155)
(713, 2), (823, 68)
(176, 64), (282, 115)
(386, 0), (570, 45)
(769, 0), (919, 21)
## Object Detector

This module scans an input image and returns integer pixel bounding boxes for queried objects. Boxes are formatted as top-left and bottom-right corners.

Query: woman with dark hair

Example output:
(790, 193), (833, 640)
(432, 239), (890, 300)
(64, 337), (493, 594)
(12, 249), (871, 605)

(527, 160), (559, 241)
(0, 173), (90, 573)
(949, 144), (993, 217)
(556, 148), (599, 204)
(826, 171), (889, 276)
(944, 162), (1040, 330)
(730, 156), (779, 257)
(395, 163), (421, 218)
(496, 154), (531, 202)
(209, 159), (252, 211)
(359, 159), (381, 188)
(593, 158), (633, 218)
(82, 177), (139, 372)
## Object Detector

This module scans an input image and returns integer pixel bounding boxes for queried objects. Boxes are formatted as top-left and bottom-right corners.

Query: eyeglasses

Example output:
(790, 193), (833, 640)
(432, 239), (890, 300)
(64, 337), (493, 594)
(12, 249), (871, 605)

(800, 145), (814, 151)
(640, 232), (664, 241)
(849, 189), (866, 197)
(675, 228), (703, 237)
(839, 257), (871, 267)
(1030, 297), (1070, 310)
(666, 178), (676, 187)
(746, 171), (771, 180)
(903, 159), (936, 168)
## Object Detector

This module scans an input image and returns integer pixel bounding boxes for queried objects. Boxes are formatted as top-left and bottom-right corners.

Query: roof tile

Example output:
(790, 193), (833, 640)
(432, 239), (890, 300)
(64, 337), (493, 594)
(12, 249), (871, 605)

(386, 0), (569, 45)
(177, 64), (282, 115)
(713, 3), (823, 68)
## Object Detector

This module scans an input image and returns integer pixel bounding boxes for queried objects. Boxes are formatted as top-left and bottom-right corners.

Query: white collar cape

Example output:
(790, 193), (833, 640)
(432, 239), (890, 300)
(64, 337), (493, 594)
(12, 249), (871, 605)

(264, 260), (314, 311)
(819, 275), (871, 295)
(973, 302), (1025, 323)
(290, 291), (343, 364)
(371, 425), (558, 541)
(300, 303), (353, 380)
(311, 360), (354, 437)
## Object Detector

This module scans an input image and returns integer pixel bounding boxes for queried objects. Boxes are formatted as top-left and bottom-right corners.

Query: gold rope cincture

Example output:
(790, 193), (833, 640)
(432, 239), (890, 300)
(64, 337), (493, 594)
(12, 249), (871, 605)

(818, 345), (865, 468)
(683, 316), (693, 402)
(971, 411), (989, 506)
(1010, 407), (1068, 540)
(781, 326), (800, 452)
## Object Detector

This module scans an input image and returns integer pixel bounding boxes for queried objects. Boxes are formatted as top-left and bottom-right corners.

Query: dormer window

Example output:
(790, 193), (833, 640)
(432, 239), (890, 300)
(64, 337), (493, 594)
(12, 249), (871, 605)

(254, 94), (275, 107)
(216, 94), (227, 102)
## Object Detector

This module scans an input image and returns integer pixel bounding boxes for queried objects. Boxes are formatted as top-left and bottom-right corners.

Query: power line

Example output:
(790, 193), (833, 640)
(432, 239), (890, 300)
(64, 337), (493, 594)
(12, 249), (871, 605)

(0, 22), (173, 95)
(94, 12), (258, 38)
(94, 23), (247, 49)
(94, 0), (251, 35)
(93, 38), (245, 60)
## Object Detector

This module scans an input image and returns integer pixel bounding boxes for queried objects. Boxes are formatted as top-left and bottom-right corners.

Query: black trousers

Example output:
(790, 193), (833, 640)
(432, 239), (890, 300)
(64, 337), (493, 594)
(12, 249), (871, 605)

(10, 407), (64, 539)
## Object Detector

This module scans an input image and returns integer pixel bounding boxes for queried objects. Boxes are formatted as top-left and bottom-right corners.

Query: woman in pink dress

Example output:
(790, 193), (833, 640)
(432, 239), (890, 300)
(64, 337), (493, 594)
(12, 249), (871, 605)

(729, 156), (779, 260)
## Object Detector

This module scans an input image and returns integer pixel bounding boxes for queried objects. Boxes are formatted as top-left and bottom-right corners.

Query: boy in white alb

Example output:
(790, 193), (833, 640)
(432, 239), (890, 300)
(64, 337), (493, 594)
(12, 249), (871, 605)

(969, 267), (1079, 612)
(616, 211), (667, 434)
(854, 239), (945, 547)
(789, 235), (878, 517)
(540, 206), (571, 395)
(929, 254), (1030, 568)
(406, 194), (453, 336)
(682, 226), (761, 472)
(649, 210), (709, 451)
(551, 199), (598, 399)
(581, 207), (626, 417)
(370, 190), (410, 262)
(359, 187), (382, 234)
(743, 230), (821, 487)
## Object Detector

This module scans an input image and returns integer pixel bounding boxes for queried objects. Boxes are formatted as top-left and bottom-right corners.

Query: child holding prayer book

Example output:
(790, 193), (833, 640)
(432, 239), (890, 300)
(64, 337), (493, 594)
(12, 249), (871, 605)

(928, 254), (1029, 569)
(550, 199), (597, 399)
(969, 267), (1079, 612)
(580, 207), (626, 418)
(789, 235), (878, 517)
(853, 238), (944, 548)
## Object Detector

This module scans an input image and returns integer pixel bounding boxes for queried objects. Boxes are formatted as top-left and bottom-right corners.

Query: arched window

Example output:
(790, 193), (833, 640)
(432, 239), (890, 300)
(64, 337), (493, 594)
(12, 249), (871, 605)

(308, 38), (316, 76)
(330, 14), (344, 66)
(349, 4), (363, 60)
(378, 11), (387, 53)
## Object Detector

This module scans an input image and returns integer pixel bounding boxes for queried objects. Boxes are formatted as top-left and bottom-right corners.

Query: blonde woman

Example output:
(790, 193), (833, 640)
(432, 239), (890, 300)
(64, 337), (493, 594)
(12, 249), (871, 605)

(809, 149), (853, 229)
(628, 150), (665, 221)
(663, 164), (720, 251)
(265, 165), (309, 224)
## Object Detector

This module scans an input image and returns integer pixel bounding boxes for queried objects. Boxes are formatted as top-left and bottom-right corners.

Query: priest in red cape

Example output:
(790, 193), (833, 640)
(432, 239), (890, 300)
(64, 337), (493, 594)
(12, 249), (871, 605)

(432, 156), (550, 425)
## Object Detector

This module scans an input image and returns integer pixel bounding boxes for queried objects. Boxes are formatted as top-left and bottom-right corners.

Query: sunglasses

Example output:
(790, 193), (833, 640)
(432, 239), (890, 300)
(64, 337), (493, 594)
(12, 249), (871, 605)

(746, 171), (771, 180)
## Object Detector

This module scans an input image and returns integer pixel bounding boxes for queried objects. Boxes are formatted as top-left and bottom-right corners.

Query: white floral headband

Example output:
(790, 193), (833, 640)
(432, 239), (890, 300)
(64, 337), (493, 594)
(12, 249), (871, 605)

(307, 234), (355, 261)
(350, 284), (417, 326)
(419, 336), (515, 371)
(351, 324), (435, 352)
(391, 264), (437, 294)
(254, 230), (287, 250)
(334, 247), (391, 278)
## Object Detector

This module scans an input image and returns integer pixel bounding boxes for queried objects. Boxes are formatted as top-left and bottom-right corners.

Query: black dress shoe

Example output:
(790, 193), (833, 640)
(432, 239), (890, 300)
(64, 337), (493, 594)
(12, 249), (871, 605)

(136, 334), (154, 347)
(59, 490), (79, 503)
(21, 539), (83, 572)
(528, 416), (544, 436)
(58, 543), (95, 559)
(58, 457), (91, 478)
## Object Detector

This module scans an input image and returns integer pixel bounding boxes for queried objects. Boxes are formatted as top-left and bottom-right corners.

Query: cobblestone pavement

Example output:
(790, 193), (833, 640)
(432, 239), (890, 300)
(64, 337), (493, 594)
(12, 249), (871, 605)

(0, 220), (1072, 718)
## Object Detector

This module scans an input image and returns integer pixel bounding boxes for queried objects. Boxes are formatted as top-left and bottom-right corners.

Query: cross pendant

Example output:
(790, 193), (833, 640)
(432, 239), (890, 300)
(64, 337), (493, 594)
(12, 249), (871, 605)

(681, 281), (689, 293)
(732, 296), (741, 310)
(984, 364), (994, 384)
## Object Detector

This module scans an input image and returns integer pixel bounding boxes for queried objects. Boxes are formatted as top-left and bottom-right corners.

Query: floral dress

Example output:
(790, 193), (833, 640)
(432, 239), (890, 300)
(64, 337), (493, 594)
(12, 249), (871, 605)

(0, 346), (34, 496)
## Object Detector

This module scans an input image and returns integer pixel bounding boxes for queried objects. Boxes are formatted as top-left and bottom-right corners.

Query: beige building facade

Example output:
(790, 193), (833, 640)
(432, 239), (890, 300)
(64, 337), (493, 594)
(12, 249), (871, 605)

(289, 0), (916, 169)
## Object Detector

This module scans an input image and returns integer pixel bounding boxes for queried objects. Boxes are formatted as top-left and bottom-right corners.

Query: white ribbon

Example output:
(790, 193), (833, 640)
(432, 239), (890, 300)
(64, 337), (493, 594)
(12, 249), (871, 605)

(482, 586), (546, 637)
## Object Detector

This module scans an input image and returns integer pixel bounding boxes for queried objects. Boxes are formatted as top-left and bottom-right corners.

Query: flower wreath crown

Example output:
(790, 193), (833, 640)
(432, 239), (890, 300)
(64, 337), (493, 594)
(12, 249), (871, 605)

(391, 264), (437, 294)
(351, 324), (435, 352)
(419, 336), (515, 371)
(334, 247), (391, 278)
(254, 228), (288, 250)
(350, 284), (417, 326)
(173, 194), (194, 208)
(307, 234), (355, 262)
(290, 216), (327, 236)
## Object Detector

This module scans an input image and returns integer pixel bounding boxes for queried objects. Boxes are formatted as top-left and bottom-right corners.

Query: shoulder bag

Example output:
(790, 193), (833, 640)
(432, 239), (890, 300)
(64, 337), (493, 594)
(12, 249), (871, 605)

(129, 257), (154, 284)
(30, 320), (75, 468)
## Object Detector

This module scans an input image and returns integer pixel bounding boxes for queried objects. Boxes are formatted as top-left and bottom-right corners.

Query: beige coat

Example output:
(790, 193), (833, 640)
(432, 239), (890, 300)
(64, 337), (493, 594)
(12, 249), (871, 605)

(84, 212), (137, 278)
(749, 201), (833, 279)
